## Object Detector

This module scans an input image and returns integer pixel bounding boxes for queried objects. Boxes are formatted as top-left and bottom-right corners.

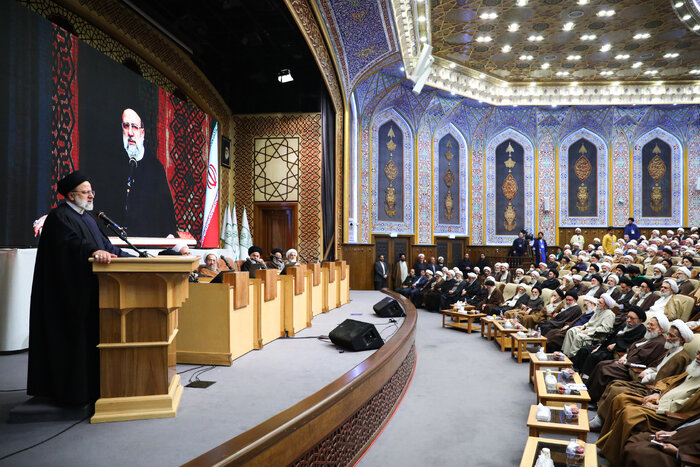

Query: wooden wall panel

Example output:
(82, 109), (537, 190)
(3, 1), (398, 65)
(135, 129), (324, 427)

(341, 244), (375, 290)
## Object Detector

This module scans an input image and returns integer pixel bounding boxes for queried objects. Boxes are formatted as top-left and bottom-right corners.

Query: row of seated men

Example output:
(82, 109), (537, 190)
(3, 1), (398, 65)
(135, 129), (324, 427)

(191, 246), (303, 279)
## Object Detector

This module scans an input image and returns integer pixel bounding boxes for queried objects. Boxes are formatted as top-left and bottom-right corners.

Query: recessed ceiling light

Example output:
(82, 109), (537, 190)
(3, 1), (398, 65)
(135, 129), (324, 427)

(597, 10), (615, 17)
(399, 66), (405, 71)
(480, 12), (498, 20)
(581, 34), (597, 41)
(420, 36), (427, 43)
(600, 44), (612, 52)
(529, 82), (536, 87)
(502, 45), (512, 53)
(450, 91), (455, 96)
(450, 63), (456, 69)
(674, 1), (684, 7)
(644, 70), (658, 75)
(516, 0), (528, 6)
(567, 55), (581, 60)
(615, 54), (630, 60)
(578, 0), (589, 4)
(556, 71), (570, 76)
(570, 82), (579, 86)
(519, 55), (534, 60)
(682, 14), (692, 21)
(476, 35), (492, 42)
(600, 70), (614, 76)
(664, 52), (679, 58)
(693, 24), (700, 31)
(418, 15), (426, 23)
(509, 23), (520, 32)
(690, 69), (700, 74)
(632, 62), (643, 68)
(563, 22), (575, 31)
(528, 35), (544, 42)
(551, 104), (558, 108)
(541, 63), (551, 69)
(611, 81), (620, 86)
(633, 32), (651, 40)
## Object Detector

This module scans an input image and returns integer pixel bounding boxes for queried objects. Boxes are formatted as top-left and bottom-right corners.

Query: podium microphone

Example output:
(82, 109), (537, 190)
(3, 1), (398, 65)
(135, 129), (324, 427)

(298, 252), (308, 264)
(220, 255), (233, 269)
(98, 212), (127, 236)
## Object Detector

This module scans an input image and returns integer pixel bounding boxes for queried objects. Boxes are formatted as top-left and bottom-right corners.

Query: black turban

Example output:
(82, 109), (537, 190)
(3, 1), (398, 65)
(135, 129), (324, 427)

(248, 245), (263, 256)
(57, 171), (89, 197)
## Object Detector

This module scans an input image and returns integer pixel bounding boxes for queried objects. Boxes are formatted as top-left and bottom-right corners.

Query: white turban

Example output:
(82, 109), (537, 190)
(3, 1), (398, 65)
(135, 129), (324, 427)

(446, 270), (455, 277)
(583, 295), (597, 304)
(607, 275), (619, 284)
(677, 267), (692, 279)
(516, 268), (524, 274)
(671, 319), (694, 342)
(494, 262), (501, 268)
(518, 284), (531, 293)
(575, 228), (581, 233)
(435, 271), (443, 277)
(530, 271), (540, 278)
(455, 270), (463, 277)
(418, 253), (425, 258)
(664, 278), (679, 293)
(572, 274), (582, 281)
(652, 313), (670, 333)
(503, 263), (509, 269)
(467, 272), (477, 279)
(654, 265), (667, 274)
(602, 293), (616, 309)
(484, 267), (491, 272)
(425, 269), (433, 275)
(628, 249), (637, 255)
(286, 248), (298, 259)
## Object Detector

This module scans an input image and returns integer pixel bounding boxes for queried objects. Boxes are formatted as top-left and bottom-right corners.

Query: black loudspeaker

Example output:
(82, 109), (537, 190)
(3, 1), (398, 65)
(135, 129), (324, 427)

(329, 319), (384, 351)
(373, 297), (405, 317)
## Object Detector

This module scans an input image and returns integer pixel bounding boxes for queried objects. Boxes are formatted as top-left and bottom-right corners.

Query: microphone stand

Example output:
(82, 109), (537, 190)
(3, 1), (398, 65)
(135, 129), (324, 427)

(102, 222), (150, 258)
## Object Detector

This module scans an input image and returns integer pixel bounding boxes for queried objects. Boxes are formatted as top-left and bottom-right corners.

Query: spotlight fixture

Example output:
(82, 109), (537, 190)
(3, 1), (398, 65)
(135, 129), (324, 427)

(563, 22), (575, 31)
(502, 45), (512, 52)
(480, 12), (498, 20)
(516, 0), (528, 6)
(581, 34), (597, 41)
(277, 69), (293, 83)
(600, 70), (614, 76)
(633, 32), (651, 40)
(556, 71), (570, 76)
(615, 54), (630, 60)
(528, 35), (544, 42)
(664, 52), (679, 58)
(519, 55), (534, 60)
(674, 1), (683, 7)
(597, 10), (615, 17)
(476, 35), (493, 42)
(566, 55), (581, 60)
(600, 44), (612, 52)
(541, 63), (551, 69)
(632, 61), (643, 68)
(508, 23), (520, 32)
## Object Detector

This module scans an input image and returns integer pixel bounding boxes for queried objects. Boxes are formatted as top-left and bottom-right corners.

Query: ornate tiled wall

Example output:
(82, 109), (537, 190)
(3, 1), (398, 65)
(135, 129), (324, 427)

(689, 125), (700, 227)
(232, 114), (323, 259)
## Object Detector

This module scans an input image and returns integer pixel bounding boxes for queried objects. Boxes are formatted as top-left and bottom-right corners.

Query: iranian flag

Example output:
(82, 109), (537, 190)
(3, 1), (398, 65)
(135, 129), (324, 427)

(201, 123), (219, 247)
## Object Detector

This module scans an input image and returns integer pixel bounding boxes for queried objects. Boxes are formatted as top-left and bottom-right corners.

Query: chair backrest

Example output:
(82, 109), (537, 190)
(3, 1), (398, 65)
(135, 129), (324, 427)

(540, 288), (554, 304)
(671, 294), (695, 322)
(521, 276), (532, 285)
(496, 281), (505, 293)
(684, 334), (700, 360)
(502, 283), (518, 301)
(687, 279), (699, 295)
(577, 296), (586, 310)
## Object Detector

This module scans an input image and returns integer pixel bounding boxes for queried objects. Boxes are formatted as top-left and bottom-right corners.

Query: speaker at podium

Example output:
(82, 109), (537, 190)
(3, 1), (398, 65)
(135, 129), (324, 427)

(329, 319), (384, 351)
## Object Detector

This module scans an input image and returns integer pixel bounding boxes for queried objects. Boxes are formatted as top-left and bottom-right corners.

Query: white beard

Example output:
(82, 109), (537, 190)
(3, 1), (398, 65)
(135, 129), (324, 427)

(644, 329), (660, 340)
(687, 360), (700, 378)
(664, 340), (681, 350)
(661, 291), (670, 298)
(123, 135), (145, 160)
(74, 197), (93, 211)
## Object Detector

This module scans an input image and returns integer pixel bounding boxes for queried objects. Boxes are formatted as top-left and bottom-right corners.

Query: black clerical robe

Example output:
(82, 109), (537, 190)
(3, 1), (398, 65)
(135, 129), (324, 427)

(28, 203), (132, 404)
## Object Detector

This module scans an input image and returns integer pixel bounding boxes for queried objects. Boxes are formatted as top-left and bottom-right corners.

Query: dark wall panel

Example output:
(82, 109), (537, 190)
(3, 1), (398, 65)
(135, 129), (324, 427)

(377, 121), (403, 222)
(642, 138), (672, 218)
(567, 138), (598, 218)
(495, 139), (525, 236)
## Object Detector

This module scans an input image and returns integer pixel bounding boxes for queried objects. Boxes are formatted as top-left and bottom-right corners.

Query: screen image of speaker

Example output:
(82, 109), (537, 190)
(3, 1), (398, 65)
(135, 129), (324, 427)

(373, 297), (405, 317)
(329, 319), (384, 351)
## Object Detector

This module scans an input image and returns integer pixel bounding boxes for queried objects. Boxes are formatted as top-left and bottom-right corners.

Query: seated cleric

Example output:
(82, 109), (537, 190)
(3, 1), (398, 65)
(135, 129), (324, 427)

(28, 171), (133, 406)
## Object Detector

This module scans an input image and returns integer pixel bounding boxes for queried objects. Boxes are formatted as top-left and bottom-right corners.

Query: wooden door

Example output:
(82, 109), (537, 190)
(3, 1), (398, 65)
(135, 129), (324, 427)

(254, 202), (298, 257)
(435, 237), (466, 268)
(372, 235), (412, 288)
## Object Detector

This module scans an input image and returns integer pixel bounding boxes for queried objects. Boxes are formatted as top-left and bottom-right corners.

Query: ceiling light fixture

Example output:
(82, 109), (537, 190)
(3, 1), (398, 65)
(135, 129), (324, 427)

(581, 34), (597, 41)
(597, 10), (615, 17)
(600, 70), (614, 76)
(277, 69), (293, 83)
(693, 25), (700, 31)
(421, 36), (427, 43)
(615, 54), (630, 60)
(556, 71), (570, 76)
(664, 52), (679, 58)
(633, 32), (651, 40)
(578, 0), (589, 4)
(528, 35), (544, 41)
(502, 45), (512, 52)
(682, 14), (692, 21)
(563, 22), (575, 31)
(450, 63), (456, 69)
(516, 0), (528, 6)
(632, 62), (643, 68)
(476, 35), (492, 42)
(509, 23), (520, 32)
(690, 69), (700, 74)
(418, 15), (426, 23)
(541, 63), (550, 69)
(674, 1), (684, 7)
(567, 55), (581, 60)
(519, 55), (534, 60)
(600, 44), (612, 52)
(644, 70), (658, 75)
(480, 12), (498, 20)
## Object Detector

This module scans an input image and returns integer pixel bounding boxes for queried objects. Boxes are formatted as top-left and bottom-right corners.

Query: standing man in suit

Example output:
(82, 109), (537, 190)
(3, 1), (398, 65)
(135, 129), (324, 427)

(374, 254), (388, 290)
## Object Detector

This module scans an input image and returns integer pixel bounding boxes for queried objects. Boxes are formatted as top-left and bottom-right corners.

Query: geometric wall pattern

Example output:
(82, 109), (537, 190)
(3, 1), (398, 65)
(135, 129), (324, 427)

(232, 114), (322, 259)
(254, 137), (300, 202)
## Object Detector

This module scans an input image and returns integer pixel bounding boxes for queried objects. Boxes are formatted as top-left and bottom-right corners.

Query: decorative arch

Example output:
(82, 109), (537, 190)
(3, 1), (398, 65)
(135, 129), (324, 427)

(558, 128), (609, 227)
(632, 128), (683, 226)
(433, 123), (469, 235)
(370, 107), (414, 234)
(484, 128), (535, 245)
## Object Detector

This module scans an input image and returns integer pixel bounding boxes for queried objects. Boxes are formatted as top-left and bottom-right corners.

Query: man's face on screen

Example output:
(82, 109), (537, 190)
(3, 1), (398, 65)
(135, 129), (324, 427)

(121, 108), (145, 159)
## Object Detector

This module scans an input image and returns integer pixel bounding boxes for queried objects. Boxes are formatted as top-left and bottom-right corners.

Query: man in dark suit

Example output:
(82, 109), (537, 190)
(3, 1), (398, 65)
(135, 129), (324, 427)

(374, 254), (388, 290)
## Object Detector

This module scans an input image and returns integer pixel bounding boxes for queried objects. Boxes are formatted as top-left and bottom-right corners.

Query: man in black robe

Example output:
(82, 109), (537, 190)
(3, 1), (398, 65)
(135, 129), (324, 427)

(241, 245), (268, 279)
(27, 171), (133, 406)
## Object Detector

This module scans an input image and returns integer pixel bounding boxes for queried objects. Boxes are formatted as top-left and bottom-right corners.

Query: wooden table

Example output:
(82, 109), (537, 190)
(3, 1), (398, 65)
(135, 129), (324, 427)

(441, 310), (486, 334)
(510, 333), (547, 363)
(492, 320), (519, 352)
(526, 405), (589, 442)
(519, 436), (597, 467)
(480, 317), (497, 340)
(529, 353), (573, 390)
(534, 370), (591, 409)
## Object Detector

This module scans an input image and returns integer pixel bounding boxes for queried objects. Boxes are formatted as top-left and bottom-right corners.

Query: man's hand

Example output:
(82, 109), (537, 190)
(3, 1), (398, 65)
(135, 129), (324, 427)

(659, 443), (678, 456)
(654, 430), (677, 441)
(642, 392), (661, 405)
(33, 214), (47, 237)
(92, 250), (117, 264)
(618, 355), (627, 365)
(607, 343), (615, 351)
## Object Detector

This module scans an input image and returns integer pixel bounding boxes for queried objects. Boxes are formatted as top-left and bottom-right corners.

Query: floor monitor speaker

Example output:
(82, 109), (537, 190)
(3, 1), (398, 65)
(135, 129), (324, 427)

(373, 297), (405, 317)
(329, 319), (384, 351)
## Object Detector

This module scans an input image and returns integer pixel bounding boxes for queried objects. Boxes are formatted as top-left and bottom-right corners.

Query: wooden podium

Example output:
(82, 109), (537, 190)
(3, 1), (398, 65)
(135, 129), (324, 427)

(89, 256), (199, 423)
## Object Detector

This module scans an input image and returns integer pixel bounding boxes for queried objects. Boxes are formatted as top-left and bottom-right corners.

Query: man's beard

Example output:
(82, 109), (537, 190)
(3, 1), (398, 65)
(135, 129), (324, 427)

(686, 360), (700, 378)
(206, 265), (218, 272)
(644, 329), (660, 340)
(664, 340), (681, 350)
(123, 135), (145, 159)
(74, 197), (93, 211)
(661, 291), (670, 298)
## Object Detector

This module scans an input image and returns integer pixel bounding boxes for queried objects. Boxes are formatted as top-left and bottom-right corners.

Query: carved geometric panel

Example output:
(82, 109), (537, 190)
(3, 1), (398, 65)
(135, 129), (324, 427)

(254, 137), (300, 202)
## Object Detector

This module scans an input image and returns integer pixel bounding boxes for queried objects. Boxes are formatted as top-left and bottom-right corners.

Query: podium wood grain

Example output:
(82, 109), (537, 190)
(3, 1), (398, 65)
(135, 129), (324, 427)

(90, 256), (198, 423)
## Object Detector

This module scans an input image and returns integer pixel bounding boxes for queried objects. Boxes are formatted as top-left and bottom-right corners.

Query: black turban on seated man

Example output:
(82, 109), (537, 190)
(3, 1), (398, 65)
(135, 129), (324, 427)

(28, 171), (132, 405)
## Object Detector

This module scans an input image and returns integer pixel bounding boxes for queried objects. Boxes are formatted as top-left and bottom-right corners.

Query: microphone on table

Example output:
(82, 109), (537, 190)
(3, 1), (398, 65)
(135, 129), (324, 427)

(298, 252), (308, 264)
(98, 212), (127, 237)
(221, 255), (233, 269)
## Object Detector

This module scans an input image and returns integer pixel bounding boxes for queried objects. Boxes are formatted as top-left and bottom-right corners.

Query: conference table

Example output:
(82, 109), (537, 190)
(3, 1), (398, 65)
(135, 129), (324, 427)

(526, 404), (590, 442)
(528, 353), (573, 390)
(440, 309), (485, 333)
(519, 437), (597, 467)
(534, 370), (591, 409)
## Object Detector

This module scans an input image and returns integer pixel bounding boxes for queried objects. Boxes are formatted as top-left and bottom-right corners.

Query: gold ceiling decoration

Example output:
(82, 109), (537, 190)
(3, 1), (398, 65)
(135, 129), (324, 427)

(574, 143), (592, 212)
(648, 143), (667, 212)
(384, 126), (398, 217)
(502, 142), (518, 231)
(391, 0), (700, 105)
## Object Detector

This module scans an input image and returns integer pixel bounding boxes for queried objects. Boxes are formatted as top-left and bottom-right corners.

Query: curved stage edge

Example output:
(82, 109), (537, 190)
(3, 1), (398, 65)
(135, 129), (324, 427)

(183, 290), (417, 466)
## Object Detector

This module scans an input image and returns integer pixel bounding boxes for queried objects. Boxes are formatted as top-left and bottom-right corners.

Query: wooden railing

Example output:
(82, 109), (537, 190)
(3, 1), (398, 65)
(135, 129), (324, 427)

(183, 290), (417, 466)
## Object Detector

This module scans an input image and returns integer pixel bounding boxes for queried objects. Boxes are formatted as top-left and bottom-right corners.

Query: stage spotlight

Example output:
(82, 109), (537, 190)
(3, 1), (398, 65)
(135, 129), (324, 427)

(277, 69), (293, 83)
